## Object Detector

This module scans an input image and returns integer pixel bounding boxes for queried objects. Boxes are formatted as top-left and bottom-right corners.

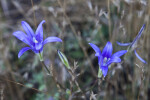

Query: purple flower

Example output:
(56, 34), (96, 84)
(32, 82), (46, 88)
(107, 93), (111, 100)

(117, 24), (146, 64)
(89, 42), (127, 77)
(134, 49), (147, 64)
(13, 20), (62, 59)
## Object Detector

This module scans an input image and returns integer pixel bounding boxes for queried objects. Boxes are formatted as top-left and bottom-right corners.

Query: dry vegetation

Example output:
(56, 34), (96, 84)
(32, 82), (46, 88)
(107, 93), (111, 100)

(0, 0), (150, 100)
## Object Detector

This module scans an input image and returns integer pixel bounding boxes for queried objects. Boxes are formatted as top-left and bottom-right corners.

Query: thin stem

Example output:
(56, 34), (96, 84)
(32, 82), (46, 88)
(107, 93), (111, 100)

(108, 0), (111, 38)
(98, 78), (102, 92)
(137, 65), (144, 100)
(138, 82), (142, 100)
(67, 69), (87, 100)
(0, 78), (47, 94)
(40, 61), (66, 91)
(41, 61), (50, 74)
(30, 0), (37, 27)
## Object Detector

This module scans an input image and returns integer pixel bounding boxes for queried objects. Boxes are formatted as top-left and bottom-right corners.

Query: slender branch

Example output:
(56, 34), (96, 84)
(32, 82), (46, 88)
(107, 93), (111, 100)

(40, 61), (66, 91)
(0, 78), (47, 94)
(107, 0), (111, 38)
(66, 69), (87, 100)
(30, 0), (37, 27)
(98, 78), (103, 92)
(41, 61), (51, 74)
(137, 64), (144, 100)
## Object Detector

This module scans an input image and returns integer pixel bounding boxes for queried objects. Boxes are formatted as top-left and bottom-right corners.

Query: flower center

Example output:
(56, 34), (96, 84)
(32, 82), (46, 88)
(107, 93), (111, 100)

(33, 37), (38, 43)
(103, 57), (107, 64)
(103, 57), (110, 66)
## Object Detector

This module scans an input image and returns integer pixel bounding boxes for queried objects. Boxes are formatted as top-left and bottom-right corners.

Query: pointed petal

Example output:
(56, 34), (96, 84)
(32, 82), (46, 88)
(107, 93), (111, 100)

(89, 43), (101, 56)
(134, 49), (147, 64)
(35, 20), (45, 42)
(100, 66), (108, 77)
(131, 24), (145, 47)
(106, 56), (121, 66)
(43, 37), (62, 45)
(102, 42), (113, 58)
(117, 41), (131, 46)
(21, 21), (34, 38)
(112, 50), (127, 58)
(98, 56), (103, 66)
(13, 31), (33, 46)
(18, 47), (31, 58)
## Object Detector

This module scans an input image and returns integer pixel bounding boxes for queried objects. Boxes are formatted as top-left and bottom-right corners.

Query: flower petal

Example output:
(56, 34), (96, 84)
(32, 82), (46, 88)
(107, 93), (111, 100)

(21, 21), (34, 38)
(13, 31), (33, 46)
(106, 56), (121, 66)
(100, 66), (108, 77)
(98, 56), (103, 66)
(102, 41), (113, 58)
(18, 47), (31, 58)
(117, 41), (131, 46)
(134, 49), (147, 64)
(35, 42), (43, 51)
(111, 50), (127, 58)
(35, 20), (45, 42)
(89, 43), (101, 56)
(43, 36), (62, 45)
(131, 24), (145, 47)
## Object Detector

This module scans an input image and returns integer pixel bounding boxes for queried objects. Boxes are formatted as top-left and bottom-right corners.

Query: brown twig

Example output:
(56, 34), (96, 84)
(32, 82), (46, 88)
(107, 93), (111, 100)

(30, 0), (37, 27)
(66, 68), (87, 100)
(0, 78), (47, 94)
(107, 0), (111, 39)
(136, 64), (144, 100)
(0, 83), (4, 100)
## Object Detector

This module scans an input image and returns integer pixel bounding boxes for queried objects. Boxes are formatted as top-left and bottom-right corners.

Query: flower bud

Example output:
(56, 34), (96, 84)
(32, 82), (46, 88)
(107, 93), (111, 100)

(57, 50), (70, 69)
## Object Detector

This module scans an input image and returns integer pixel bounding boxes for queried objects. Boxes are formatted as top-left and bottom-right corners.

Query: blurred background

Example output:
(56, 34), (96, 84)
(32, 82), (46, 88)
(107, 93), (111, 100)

(0, 0), (150, 100)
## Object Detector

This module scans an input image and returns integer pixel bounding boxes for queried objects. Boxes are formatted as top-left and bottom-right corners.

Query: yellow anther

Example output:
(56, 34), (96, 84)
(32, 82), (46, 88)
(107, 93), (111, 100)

(33, 37), (38, 43)
(35, 39), (38, 43)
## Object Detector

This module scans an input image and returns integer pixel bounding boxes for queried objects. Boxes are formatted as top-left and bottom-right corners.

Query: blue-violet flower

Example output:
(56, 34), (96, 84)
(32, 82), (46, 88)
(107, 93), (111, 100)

(13, 20), (62, 59)
(89, 42), (127, 77)
(117, 24), (146, 64)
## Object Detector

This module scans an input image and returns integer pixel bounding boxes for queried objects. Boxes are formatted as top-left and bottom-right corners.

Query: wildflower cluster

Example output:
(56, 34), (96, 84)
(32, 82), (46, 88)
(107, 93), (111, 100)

(13, 20), (147, 78)
(13, 20), (147, 99)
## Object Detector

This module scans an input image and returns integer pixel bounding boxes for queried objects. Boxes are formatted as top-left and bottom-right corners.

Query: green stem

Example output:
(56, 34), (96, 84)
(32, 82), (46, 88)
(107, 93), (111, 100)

(40, 61), (66, 91)
(41, 61), (50, 74)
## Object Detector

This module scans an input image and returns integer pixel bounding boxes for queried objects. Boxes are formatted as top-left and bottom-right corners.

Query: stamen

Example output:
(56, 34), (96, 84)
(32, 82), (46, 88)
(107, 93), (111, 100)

(103, 57), (108, 65)
(103, 57), (107, 63)
(33, 37), (38, 43)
